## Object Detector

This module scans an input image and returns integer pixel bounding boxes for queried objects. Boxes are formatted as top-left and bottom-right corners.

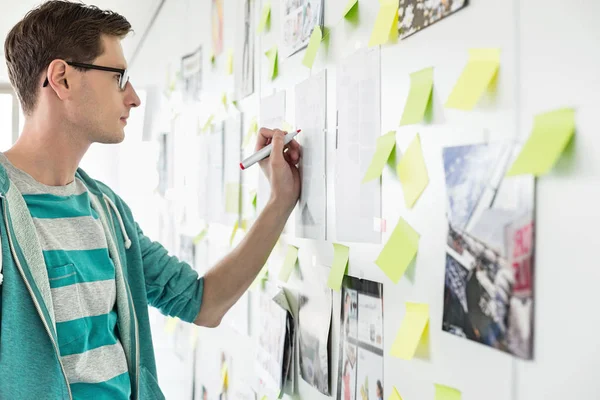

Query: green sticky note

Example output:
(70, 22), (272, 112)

(445, 48), (500, 110)
(210, 51), (216, 65)
(302, 27), (322, 69)
(222, 92), (228, 109)
(397, 133), (429, 208)
(327, 243), (349, 291)
(225, 183), (241, 214)
(368, 1), (398, 47)
(375, 217), (419, 283)
(388, 387), (404, 400)
(435, 384), (461, 400)
(257, 2), (271, 34)
(363, 131), (397, 183)
(400, 67), (434, 126)
(343, 0), (359, 19)
(229, 220), (240, 246)
(202, 115), (214, 133)
(232, 100), (239, 109)
(279, 245), (299, 282)
(251, 266), (269, 290)
(265, 46), (278, 80)
(507, 108), (575, 176)
(192, 227), (208, 244)
(251, 191), (257, 209)
(226, 49), (234, 75)
(391, 303), (429, 360)
(242, 117), (259, 148)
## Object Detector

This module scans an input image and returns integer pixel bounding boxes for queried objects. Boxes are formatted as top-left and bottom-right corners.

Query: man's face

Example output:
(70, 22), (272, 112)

(70, 35), (140, 145)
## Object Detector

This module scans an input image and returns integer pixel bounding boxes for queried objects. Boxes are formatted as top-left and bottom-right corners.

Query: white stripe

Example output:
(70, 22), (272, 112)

(52, 280), (116, 323)
(32, 216), (107, 251)
(61, 343), (129, 384)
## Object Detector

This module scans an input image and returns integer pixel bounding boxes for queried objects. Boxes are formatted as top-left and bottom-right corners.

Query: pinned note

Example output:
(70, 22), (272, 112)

(368, 1), (398, 47)
(375, 217), (419, 283)
(251, 266), (269, 290)
(193, 227), (209, 244)
(265, 46), (279, 80)
(400, 67), (434, 126)
(232, 100), (239, 110)
(327, 243), (349, 291)
(243, 116), (259, 148)
(257, 2), (271, 34)
(446, 48), (500, 110)
(282, 121), (293, 132)
(221, 364), (228, 389)
(202, 114), (215, 133)
(435, 384), (461, 400)
(279, 245), (299, 282)
(388, 387), (404, 400)
(507, 108), (576, 176)
(251, 190), (257, 209)
(391, 303), (429, 360)
(164, 317), (178, 334)
(343, 0), (359, 19)
(225, 183), (241, 214)
(229, 219), (248, 246)
(363, 131), (397, 183)
(222, 92), (228, 109)
(397, 133), (429, 208)
(227, 49), (234, 75)
(302, 27), (322, 69)
(210, 51), (216, 65)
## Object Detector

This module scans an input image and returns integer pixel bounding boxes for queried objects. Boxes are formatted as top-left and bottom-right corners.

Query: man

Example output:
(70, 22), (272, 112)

(0, 1), (301, 399)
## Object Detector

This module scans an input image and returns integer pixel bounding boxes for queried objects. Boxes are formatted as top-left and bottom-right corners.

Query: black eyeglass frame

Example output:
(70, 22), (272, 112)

(42, 61), (129, 90)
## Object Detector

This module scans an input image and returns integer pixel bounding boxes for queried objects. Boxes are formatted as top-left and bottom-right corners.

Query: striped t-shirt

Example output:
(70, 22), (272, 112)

(0, 153), (131, 399)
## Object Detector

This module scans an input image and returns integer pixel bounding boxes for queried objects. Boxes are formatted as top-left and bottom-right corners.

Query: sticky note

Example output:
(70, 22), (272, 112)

(435, 384), (461, 400)
(327, 243), (349, 291)
(446, 48), (500, 110)
(388, 387), (403, 400)
(243, 117), (259, 147)
(251, 190), (257, 209)
(302, 27), (322, 69)
(164, 317), (178, 334)
(282, 121), (293, 132)
(343, 0), (359, 19)
(225, 183), (241, 214)
(279, 245), (299, 282)
(368, 1), (398, 47)
(265, 46), (278, 80)
(232, 100), (239, 110)
(251, 266), (269, 289)
(400, 67), (434, 126)
(229, 219), (247, 246)
(507, 108), (575, 176)
(397, 133), (429, 208)
(226, 49), (234, 75)
(210, 51), (216, 65)
(363, 131), (397, 183)
(391, 303), (429, 360)
(257, 2), (271, 34)
(222, 92), (228, 109)
(202, 114), (214, 133)
(375, 217), (419, 283)
(193, 227), (208, 244)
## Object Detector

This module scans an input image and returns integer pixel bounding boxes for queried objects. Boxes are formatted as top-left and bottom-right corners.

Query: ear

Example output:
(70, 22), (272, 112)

(46, 60), (71, 99)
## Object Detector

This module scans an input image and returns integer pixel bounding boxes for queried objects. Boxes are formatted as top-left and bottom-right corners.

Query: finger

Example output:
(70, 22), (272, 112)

(270, 130), (286, 165)
(255, 127), (277, 151)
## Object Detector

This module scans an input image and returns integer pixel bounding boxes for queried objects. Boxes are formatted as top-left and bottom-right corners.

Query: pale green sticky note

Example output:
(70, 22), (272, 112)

(226, 49), (234, 75)
(397, 133), (429, 208)
(375, 217), (419, 283)
(251, 190), (257, 209)
(202, 115), (214, 133)
(282, 121), (293, 132)
(445, 48), (500, 110)
(232, 100), (239, 109)
(257, 2), (271, 34)
(229, 219), (247, 247)
(391, 303), (429, 360)
(265, 46), (278, 80)
(302, 27), (322, 69)
(225, 183), (241, 214)
(507, 108), (575, 176)
(210, 51), (216, 65)
(251, 266), (269, 290)
(388, 387), (403, 400)
(343, 0), (359, 19)
(192, 227), (208, 244)
(363, 131), (397, 183)
(279, 245), (299, 282)
(368, 1), (398, 47)
(242, 116), (259, 148)
(164, 317), (179, 335)
(327, 243), (349, 291)
(435, 384), (461, 400)
(222, 92), (228, 109)
(400, 67), (434, 126)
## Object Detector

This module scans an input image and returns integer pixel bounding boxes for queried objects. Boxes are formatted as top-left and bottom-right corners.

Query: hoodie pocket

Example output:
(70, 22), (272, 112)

(139, 366), (165, 400)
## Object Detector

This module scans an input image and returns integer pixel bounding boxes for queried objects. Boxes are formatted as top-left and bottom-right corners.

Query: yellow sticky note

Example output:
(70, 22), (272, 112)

(388, 387), (403, 400)
(251, 190), (257, 209)
(202, 114), (214, 133)
(222, 92), (228, 109)
(257, 2), (271, 34)
(282, 121), (293, 132)
(225, 183), (241, 214)
(251, 265), (269, 290)
(435, 384), (461, 400)
(243, 117), (259, 147)
(507, 108), (575, 176)
(229, 219), (245, 246)
(446, 48), (500, 110)
(363, 131), (397, 183)
(265, 46), (278, 80)
(279, 245), (299, 282)
(343, 0), (359, 19)
(396, 133), (429, 208)
(400, 67), (434, 126)
(327, 243), (349, 291)
(221, 364), (228, 389)
(375, 217), (419, 283)
(193, 227), (208, 244)
(210, 51), (216, 65)
(164, 317), (178, 335)
(368, 1), (398, 47)
(302, 27), (322, 69)
(226, 49), (234, 75)
(391, 303), (429, 360)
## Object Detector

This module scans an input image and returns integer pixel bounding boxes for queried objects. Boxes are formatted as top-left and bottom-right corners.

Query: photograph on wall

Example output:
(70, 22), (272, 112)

(281, 0), (324, 57)
(298, 266), (332, 395)
(337, 276), (384, 400)
(180, 46), (202, 102)
(235, 0), (255, 98)
(397, 0), (468, 40)
(212, 0), (224, 55)
(442, 142), (535, 359)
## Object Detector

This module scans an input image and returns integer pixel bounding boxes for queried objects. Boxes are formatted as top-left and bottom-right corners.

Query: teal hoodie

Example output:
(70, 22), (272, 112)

(0, 164), (205, 399)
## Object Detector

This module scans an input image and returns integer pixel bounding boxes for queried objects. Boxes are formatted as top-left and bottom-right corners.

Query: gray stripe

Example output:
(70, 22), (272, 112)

(61, 343), (129, 384)
(51, 280), (116, 323)
(32, 216), (107, 251)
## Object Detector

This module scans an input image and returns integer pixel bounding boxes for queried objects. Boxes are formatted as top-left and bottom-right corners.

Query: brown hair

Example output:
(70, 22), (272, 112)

(4, 0), (132, 115)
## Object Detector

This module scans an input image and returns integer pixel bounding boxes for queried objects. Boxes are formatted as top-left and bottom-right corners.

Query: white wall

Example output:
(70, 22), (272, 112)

(129, 0), (600, 399)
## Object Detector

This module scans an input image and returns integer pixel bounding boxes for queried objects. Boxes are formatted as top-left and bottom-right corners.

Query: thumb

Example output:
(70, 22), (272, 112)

(270, 130), (286, 165)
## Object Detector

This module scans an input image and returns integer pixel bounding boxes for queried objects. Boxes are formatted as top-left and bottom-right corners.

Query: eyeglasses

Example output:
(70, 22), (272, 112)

(42, 61), (130, 91)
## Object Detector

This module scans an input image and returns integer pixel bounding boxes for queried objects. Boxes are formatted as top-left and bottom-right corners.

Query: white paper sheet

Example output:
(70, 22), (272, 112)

(207, 121), (225, 224)
(335, 47), (382, 243)
(223, 114), (243, 226)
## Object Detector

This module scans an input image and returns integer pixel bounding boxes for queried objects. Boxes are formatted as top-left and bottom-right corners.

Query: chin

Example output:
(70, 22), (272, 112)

(96, 130), (125, 144)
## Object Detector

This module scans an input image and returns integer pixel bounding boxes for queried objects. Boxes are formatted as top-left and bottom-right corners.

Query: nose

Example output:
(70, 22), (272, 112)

(125, 81), (141, 108)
